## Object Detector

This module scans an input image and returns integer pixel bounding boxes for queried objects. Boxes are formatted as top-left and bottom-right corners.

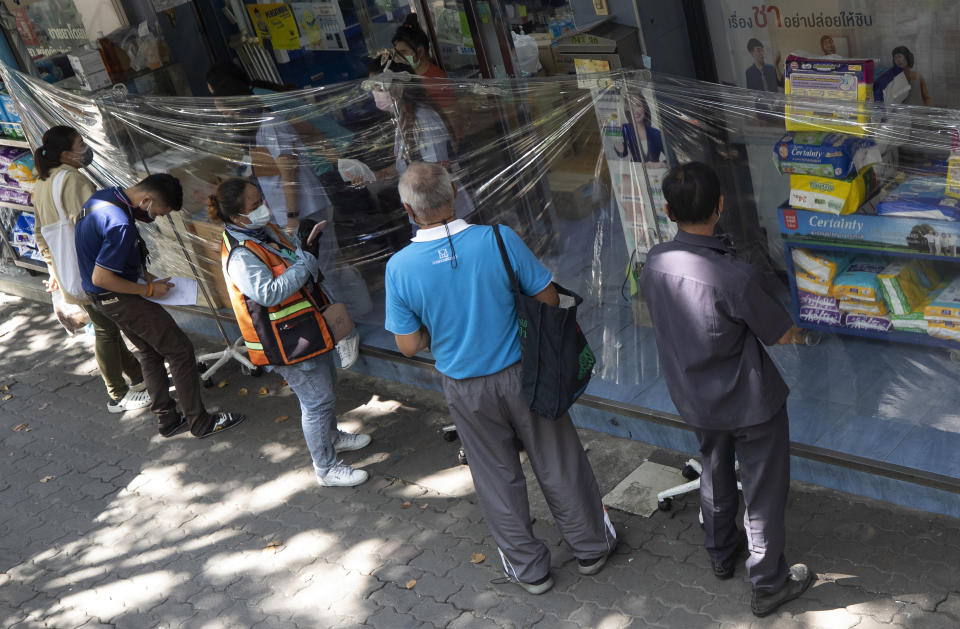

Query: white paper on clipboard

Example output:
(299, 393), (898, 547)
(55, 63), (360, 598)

(140, 277), (198, 306)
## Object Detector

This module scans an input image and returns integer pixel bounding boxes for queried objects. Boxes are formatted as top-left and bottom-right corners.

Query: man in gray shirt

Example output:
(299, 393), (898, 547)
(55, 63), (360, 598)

(639, 162), (812, 618)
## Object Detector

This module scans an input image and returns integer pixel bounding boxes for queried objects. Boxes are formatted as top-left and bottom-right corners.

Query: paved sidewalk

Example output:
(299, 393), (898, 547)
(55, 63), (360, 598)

(1, 292), (959, 629)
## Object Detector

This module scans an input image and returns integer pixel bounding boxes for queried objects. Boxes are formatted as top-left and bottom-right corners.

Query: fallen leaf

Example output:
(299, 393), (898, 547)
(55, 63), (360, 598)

(273, 415), (289, 424)
(12, 423), (28, 432)
(257, 386), (269, 396)
(419, 503), (429, 510)
(405, 579), (417, 589)
(217, 380), (229, 388)
(400, 501), (411, 509)
(262, 541), (283, 554)
(39, 475), (55, 483)
(237, 388), (248, 396)
(470, 553), (485, 564)
(0, 385), (8, 391)
(38, 402), (50, 410)
(280, 379), (288, 387)
(2, 394), (11, 401)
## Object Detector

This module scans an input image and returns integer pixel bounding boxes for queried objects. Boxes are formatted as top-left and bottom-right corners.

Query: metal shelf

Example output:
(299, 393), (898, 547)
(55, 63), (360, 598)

(0, 137), (30, 149)
(10, 255), (46, 273)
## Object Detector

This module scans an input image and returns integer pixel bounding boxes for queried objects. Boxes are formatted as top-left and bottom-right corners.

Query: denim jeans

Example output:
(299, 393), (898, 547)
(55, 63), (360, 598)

(274, 352), (339, 476)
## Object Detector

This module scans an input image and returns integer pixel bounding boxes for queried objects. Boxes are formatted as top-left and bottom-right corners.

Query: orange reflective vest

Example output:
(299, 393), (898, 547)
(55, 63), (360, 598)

(221, 226), (334, 366)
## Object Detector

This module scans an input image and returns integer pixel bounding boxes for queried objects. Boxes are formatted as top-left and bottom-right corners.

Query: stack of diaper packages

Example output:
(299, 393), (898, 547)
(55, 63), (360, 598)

(830, 256), (891, 332)
(877, 260), (938, 334)
(773, 131), (881, 216)
(924, 275), (960, 341)
(792, 248), (848, 326)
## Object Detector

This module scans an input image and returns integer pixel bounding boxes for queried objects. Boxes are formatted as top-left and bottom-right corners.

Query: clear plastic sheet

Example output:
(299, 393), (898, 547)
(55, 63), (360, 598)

(3, 65), (959, 478)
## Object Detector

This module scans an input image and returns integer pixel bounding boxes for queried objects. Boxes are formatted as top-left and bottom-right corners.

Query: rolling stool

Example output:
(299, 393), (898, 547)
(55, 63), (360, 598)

(657, 459), (742, 526)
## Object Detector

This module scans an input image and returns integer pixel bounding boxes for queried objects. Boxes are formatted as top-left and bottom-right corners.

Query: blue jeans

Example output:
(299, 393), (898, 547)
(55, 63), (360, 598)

(274, 352), (338, 476)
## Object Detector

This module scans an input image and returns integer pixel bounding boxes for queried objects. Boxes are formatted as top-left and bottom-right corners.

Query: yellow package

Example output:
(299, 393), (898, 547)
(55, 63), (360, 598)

(878, 260), (930, 316)
(923, 276), (960, 322)
(791, 248), (849, 283)
(946, 154), (960, 199)
(928, 319), (960, 341)
(795, 269), (831, 296)
(789, 167), (875, 215)
(784, 57), (872, 136)
(838, 298), (887, 316)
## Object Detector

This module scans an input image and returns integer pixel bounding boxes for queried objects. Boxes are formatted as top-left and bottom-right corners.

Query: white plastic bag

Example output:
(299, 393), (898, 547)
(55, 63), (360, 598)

(512, 32), (542, 77)
(338, 158), (376, 185)
(52, 289), (89, 335)
(39, 170), (85, 299)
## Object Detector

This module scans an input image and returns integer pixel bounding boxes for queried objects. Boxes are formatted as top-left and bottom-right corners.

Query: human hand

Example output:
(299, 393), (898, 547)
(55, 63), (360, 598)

(43, 276), (59, 293)
(149, 277), (174, 299)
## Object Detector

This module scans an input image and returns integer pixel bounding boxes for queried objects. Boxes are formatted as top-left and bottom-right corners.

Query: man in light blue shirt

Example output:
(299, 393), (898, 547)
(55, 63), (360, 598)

(384, 162), (617, 595)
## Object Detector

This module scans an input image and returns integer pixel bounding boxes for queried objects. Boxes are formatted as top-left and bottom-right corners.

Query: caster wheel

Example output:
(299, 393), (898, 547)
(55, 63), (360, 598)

(241, 365), (264, 377)
(804, 331), (822, 347)
(950, 350), (960, 365)
(458, 449), (468, 466)
(202, 377), (213, 388)
(658, 498), (672, 511)
(442, 429), (458, 442)
(681, 464), (700, 481)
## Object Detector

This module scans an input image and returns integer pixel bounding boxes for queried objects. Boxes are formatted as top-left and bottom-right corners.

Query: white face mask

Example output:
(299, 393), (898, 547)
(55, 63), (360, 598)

(243, 203), (271, 229)
(373, 90), (394, 111)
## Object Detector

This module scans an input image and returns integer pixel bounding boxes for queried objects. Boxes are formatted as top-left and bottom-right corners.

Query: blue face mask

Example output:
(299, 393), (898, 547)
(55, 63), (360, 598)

(244, 203), (271, 229)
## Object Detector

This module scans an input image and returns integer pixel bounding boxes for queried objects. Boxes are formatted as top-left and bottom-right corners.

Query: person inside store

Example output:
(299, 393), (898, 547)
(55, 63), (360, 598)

(366, 58), (473, 228)
(638, 162), (813, 618)
(891, 45), (932, 106)
(629, 94), (667, 166)
(206, 63), (364, 369)
(820, 35), (837, 56)
(384, 161), (617, 595)
(74, 173), (245, 439)
(208, 177), (371, 487)
(385, 13), (456, 115)
(32, 125), (151, 415)
(744, 38), (783, 92)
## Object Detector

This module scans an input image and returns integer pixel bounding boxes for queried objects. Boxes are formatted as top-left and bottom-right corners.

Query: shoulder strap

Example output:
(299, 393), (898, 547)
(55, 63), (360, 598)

(51, 170), (69, 222)
(493, 224), (520, 296)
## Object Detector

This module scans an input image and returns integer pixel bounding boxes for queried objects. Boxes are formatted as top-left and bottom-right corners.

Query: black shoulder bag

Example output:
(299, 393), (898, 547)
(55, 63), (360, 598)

(493, 224), (596, 420)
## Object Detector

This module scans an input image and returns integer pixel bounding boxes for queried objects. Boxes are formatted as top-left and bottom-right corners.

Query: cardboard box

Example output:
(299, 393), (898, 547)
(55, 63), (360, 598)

(68, 49), (112, 91)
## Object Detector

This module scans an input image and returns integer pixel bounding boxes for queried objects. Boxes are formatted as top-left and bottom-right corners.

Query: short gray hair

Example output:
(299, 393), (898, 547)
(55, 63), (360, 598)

(398, 162), (455, 221)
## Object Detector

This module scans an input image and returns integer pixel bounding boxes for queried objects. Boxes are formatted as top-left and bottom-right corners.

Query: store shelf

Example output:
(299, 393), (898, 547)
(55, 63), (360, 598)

(0, 137), (30, 149)
(10, 255), (46, 273)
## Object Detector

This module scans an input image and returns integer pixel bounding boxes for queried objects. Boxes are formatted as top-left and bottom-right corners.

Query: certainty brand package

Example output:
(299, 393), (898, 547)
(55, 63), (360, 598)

(839, 298), (887, 316)
(830, 256), (887, 301)
(877, 176), (960, 222)
(878, 260), (931, 316)
(790, 167), (876, 215)
(785, 55), (874, 136)
(791, 248), (850, 283)
(796, 269), (832, 296)
(773, 132), (879, 178)
(924, 276), (960, 322)
(797, 289), (840, 311)
(844, 313), (892, 333)
(799, 306), (844, 327)
(0, 146), (28, 168)
(928, 319), (960, 341)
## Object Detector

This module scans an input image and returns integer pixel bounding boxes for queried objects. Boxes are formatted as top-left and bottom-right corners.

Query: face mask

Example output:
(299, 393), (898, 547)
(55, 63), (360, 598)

(404, 54), (418, 67)
(140, 199), (153, 217)
(373, 90), (393, 112)
(75, 147), (94, 167)
(243, 203), (271, 229)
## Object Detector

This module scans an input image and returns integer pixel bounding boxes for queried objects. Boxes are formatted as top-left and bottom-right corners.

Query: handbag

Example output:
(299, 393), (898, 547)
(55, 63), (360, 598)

(493, 225), (595, 419)
(38, 170), (85, 299)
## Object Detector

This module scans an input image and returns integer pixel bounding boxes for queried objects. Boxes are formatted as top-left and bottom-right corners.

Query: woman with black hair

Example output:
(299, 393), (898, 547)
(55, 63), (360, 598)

(32, 126), (150, 414)
(892, 46), (932, 106)
(387, 14), (456, 115)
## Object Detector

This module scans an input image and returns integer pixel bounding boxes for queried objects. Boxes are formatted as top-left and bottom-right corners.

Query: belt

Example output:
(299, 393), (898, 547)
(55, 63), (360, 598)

(85, 291), (118, 303)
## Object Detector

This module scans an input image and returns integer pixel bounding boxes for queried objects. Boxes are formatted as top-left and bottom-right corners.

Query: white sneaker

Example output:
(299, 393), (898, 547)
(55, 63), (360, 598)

(316, 463), (369, 487)
(335, 332), (360, 369)
(107, 388), (152, 413)
(129, 380), (147, 392)
(334, 430), (371, 452)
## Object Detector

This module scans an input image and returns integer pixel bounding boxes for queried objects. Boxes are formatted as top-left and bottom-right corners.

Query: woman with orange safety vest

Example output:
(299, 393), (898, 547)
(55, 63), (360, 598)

(208, 178), (371, 487)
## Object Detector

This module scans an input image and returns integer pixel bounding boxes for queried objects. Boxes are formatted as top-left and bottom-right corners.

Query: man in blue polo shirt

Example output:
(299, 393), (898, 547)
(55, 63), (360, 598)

(384, 162), (616, 595)
(75, 173), (244, 439)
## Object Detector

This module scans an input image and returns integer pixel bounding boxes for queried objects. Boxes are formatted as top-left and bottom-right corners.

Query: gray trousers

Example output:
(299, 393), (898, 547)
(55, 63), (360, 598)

(694, 405), (791, 592)
(442, 363), (616, 584)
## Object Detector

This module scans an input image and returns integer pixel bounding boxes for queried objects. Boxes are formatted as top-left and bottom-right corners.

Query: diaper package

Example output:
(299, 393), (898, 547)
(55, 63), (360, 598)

(891, 293), (934, 334)
(839, 298), (887, 316)
(844, 313), (892, 333)
(791, 248), (850, 283)
(7, 153), (37, 191)
(784, 55), (874, 136)
(773, 132), (879, 178)
(924, 276), (960, 322)
(796, 269), (832, 296)
(799, 306), (844, 327)
(797, 290), (839, 311)
(878, 260), (931, 316)
(876, 176), (960, 222)
(830, 257), (887, 301)
(0, 146), (28, 168)
(789, 166), (876, 215)
(928, 319), (960, 341)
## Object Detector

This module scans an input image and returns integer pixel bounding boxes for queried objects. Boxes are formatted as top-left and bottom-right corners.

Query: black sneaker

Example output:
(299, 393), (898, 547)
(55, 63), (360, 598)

(713, 531), (748, 580)
(159, 413), (188, 438)
(197, 412), (245, 439)
(751, 563), (814, 617)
